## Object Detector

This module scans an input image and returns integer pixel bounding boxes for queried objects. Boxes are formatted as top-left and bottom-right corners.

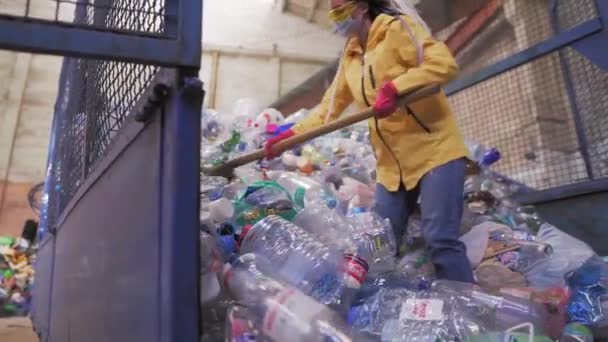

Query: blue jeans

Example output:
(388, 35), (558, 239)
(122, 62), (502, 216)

(374, 158), (474, 283)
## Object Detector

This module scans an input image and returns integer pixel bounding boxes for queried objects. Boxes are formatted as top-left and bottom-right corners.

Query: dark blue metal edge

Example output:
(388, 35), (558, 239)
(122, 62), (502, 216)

(514, 179), (608, 205)
(0, 15), (197, 67)
(159, 72), (203, 342)
(446, 18), (603, 95)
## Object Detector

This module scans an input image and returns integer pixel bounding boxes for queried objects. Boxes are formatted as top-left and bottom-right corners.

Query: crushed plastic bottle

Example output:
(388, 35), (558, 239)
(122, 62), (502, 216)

(432, 280), (549, 333)
(222, 262), (368, 342)
(349, 287), (489, 341)
(395, 251), (435, 290)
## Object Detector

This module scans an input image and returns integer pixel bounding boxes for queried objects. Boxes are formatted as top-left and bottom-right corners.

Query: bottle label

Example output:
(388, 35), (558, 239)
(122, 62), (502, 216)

(342, 254), (369, 286)
(293, 187), (306, 208)
(262, 288), (324, 341)
(513, 231), (535, 241)
(400, 299), (444, 321)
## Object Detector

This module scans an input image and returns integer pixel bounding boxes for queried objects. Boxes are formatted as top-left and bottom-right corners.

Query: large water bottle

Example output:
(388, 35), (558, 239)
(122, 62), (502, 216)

(222, 262), (369, 342)
(275, 172), (337, 208)
(294, 207), (396, 275)
(239, 215), (343, 291)
(239, 215), (368, 312)
(431, 280), (548, 333)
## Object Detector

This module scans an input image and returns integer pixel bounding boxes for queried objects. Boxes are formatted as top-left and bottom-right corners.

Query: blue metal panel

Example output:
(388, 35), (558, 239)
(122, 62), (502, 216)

(445, 18), (602, 95)
(514, 179), (608, 205)
(570, 0), (608, 71)
(158, 75), (203, 342)
(30, 236), (55, 342)
(572, 31), (608, 71)
(175, 0), (203, 68)
(0, 15), (196, 67)
(47, 115), (162, 342)
(532, 192), (608, 255)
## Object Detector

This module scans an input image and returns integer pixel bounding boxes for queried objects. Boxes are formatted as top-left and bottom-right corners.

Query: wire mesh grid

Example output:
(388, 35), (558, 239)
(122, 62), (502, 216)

(40, 56), (159, 229)
(562, 47), (608, 179)
(0, 0), (169, 36)
(455, 0), (598, 79)
(450, 49), (591, 190)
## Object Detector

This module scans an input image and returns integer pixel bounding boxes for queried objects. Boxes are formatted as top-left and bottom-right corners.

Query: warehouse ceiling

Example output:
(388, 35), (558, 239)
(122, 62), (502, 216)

(282, 0), (489, 33)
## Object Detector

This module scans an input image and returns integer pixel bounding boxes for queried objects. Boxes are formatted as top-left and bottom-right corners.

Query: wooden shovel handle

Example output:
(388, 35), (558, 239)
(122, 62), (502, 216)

(271, 84), (440, 155)
(204, 84), (441, 176)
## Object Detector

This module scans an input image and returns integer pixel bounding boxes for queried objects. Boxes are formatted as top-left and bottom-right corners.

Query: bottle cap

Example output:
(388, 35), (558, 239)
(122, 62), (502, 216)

(218, 235), (237, 256)
(239, 224), (253, 245)
(347, 307), (361, 326)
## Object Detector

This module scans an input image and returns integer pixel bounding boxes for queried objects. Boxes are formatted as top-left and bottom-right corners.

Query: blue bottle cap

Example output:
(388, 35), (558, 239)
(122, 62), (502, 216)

(347, 306), (361, 326)
(218, 235), (237, 256)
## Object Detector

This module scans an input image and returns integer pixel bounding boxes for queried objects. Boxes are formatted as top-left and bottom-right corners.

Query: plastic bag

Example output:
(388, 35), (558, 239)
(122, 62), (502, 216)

(524, 223), (595, 288)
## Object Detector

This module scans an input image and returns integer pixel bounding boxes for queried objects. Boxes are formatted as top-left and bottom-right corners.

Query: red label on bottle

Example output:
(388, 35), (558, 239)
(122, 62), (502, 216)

(342, 254), (369, 285)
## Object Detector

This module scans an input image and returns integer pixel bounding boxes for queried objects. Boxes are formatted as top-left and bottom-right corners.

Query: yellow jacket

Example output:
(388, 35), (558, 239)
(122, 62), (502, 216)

(293, 14), (469, 191)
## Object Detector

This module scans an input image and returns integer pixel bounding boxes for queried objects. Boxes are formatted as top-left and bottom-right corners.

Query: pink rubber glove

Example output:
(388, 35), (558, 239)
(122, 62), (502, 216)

(264, 129), (295, 159)
(374, 81), (399, 118)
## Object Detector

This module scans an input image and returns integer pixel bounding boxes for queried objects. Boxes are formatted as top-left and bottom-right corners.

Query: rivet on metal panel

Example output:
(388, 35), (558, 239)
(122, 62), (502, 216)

(182, 77), (204, 98)
(48, 225), (58, 235)
(135, 83), (171, 123)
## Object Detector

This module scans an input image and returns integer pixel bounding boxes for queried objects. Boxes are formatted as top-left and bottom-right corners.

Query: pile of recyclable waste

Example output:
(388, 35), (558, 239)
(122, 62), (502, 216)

(199, 102), (608, 342)
(0, 236), (35, 317)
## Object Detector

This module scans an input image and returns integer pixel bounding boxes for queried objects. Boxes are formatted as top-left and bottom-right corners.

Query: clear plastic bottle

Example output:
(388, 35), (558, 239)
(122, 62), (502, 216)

(488, 224), (536, 242)
(239, 215), (343, 291)
(349, 287), (488, 341)
(294, 207), (396, 275)
(431, 280), (548, 333)
(222, 263), (368, 342)
(200, 232), (225, 305)
(395, 253), (435, 290)
(239, 215), (367, 313)
(275, 172), (337, 208)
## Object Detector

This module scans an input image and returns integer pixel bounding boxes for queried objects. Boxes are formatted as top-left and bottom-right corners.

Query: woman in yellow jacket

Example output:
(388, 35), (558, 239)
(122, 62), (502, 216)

(266, 0), (473, 283)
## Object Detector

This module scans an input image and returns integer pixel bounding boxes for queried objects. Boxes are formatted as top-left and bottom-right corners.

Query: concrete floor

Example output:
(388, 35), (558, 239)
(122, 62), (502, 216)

(0, 317), (38, 342)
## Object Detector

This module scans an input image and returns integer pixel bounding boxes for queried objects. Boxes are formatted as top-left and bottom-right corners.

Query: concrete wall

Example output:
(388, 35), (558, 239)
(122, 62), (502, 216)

(0, 0), (341, 234)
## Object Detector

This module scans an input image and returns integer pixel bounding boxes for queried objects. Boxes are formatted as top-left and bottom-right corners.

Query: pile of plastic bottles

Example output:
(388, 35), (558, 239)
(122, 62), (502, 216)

(0, 236), (35, 317)
(198, 103), (608, 342)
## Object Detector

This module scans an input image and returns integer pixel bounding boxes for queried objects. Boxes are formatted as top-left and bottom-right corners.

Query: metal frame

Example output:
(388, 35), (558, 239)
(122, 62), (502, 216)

(445, 0), (608, 203)
(0, 0), (202, 67)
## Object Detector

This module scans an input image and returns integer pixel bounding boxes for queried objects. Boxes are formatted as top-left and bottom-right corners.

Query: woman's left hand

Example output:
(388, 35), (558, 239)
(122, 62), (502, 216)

(373, 81), (399, 118)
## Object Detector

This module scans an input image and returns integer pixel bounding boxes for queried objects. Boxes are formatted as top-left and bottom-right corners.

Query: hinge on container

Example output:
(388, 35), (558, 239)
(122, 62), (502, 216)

(134, 82), (170, 122)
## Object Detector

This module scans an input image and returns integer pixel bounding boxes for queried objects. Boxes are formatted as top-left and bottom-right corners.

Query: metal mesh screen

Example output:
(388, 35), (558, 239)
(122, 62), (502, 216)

(41, 57), (159, 228)
(35, 0), (164, 229)
(451, 50), (590, 190)
(449, 0), (606, 191)
(457, 0), (598, 78)
(0, 0), (169, 36)
(562, 47), (608, 179)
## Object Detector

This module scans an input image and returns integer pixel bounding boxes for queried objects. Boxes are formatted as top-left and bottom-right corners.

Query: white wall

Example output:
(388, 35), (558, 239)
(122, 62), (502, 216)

(0, 0), (340, 185)
(203, 0), (343, 59)
(200, 0), (343, 114)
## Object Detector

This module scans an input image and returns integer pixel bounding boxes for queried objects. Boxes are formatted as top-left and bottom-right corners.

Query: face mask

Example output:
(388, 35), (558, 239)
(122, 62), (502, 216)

(334, 17), (360, 37)
(329, 1), (359, 37)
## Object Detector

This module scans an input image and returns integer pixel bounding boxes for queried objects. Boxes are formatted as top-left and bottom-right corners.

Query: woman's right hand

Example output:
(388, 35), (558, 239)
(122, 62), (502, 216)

(264, 129), (295, 159)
